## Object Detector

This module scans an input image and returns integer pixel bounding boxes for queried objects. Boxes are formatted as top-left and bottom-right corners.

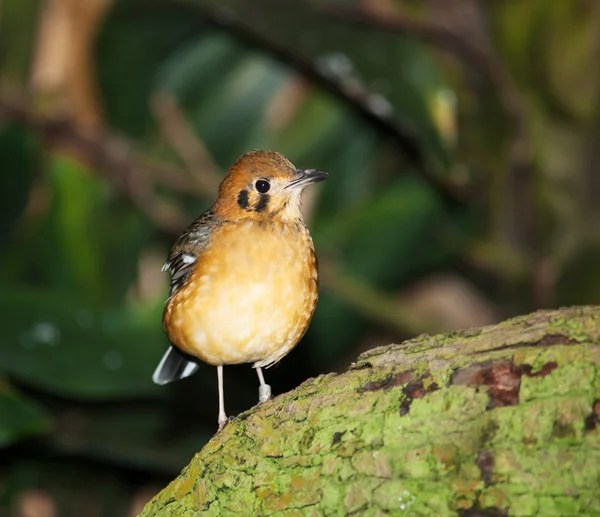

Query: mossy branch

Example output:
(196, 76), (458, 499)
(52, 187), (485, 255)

(140, 306), (600, 516)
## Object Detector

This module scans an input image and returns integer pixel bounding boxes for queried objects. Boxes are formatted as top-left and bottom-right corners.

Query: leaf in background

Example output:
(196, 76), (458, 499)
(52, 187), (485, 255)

(0, 289), (167, 400)
(214, 0), (453, 170)
(46, 156), (109, 301)
(155, 36), (288, 165)
(99, 1), (290, 165)
(3, 153), (156, 304)
(153, 33), (246, 111)
(370, 37), (453, 169)
(495, 0), (600, 123)
(0, 387), (49, 448)
(49, 154), (155, 303)
(269, 88), (347, 162)
(0, 123), (39, 254)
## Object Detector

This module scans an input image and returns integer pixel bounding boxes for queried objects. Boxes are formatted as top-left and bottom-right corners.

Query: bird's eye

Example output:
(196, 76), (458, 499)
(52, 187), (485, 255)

(255, 179), (271, 193)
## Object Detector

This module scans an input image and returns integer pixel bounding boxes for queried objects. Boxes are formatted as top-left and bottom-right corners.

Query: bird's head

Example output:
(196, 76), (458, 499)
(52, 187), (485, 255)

(213, 150), (328, 223)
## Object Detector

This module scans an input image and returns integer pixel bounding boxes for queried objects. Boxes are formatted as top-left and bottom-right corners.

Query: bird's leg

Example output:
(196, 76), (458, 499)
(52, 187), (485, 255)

(256, 367), (272, 403)
(217, 365), (227, 432)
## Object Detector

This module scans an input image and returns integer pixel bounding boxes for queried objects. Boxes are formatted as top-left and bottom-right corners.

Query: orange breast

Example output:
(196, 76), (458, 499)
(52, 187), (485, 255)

(163, 220), (318, 367)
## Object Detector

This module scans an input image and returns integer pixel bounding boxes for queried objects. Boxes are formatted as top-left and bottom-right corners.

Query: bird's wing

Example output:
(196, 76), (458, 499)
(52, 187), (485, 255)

(162, 209), (219, 297)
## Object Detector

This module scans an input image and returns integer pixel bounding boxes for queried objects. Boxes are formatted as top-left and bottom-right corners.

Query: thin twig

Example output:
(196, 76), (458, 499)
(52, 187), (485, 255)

(150, 93), (222, 197)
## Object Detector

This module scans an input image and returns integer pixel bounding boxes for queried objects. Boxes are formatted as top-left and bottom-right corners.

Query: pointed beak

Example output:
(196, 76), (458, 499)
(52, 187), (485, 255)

(284, 169), (329, 190)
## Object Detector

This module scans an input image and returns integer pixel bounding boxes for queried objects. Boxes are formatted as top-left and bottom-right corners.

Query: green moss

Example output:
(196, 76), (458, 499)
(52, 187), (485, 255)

(139, 307), (600, 517)
(520, 362), (596, 401)
(343, 478), (382, 513)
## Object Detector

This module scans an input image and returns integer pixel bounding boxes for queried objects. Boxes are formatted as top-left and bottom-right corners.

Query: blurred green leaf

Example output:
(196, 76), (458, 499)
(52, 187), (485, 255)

(99, 1), (289, 165)
(2, 154), (154, 304)
(368, 37), (453, 169)
(161, 44), (287, 164)
(0, 123), (39, 253)
(48, 156), (109, 301)
(270, 89), (347, 162)
(0, 289), (167, 399)
(154, 33), (245, 109)
(213, 0), (453, 169)
(0, 387), (49, 448)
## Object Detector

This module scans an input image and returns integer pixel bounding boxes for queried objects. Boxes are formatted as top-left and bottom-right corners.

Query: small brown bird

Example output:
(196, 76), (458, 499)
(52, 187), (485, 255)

(153, 150), (327, 431)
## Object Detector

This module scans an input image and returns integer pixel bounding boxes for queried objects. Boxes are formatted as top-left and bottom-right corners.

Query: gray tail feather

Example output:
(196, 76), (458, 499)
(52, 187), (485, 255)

(152, 346), (200, 385)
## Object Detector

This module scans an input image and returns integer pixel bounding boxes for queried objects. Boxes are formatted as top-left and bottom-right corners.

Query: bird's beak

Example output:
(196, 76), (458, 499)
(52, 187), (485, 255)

(285, 169), (329, 190)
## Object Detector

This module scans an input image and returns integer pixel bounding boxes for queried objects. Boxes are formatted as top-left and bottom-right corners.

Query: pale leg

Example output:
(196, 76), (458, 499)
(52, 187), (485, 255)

(256, 367), (272, 403)
(217, 365), (227, 431)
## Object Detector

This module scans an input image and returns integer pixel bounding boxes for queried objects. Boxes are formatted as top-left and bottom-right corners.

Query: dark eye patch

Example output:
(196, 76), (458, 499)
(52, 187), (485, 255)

(237, 190), (250, 210)
(254, 194), (270, 213)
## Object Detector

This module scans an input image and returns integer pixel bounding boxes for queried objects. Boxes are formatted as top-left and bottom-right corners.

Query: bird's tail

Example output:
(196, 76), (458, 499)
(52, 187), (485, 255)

(152, 346), (199, 385)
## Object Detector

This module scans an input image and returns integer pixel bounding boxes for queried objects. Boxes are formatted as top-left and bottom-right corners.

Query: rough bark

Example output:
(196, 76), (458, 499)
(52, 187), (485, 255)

(140, 307), (600, 516)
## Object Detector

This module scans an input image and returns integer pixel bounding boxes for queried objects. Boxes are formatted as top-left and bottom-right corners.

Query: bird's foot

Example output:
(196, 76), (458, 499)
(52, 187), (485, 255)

(217, 412), (228, 432)
(258, 383), (272, 404)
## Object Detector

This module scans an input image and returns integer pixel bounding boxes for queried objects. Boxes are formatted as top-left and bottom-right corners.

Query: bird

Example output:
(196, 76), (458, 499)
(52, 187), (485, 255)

(152, 150), (328, 431)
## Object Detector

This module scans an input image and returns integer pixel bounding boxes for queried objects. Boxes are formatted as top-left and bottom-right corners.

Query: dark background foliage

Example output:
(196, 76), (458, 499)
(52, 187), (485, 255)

(1, 0), (600, 515)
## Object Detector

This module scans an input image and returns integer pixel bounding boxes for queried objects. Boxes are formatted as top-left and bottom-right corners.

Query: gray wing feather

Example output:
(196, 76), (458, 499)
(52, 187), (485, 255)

(162, 209), (218, 297)
(152, 346), (199, 385)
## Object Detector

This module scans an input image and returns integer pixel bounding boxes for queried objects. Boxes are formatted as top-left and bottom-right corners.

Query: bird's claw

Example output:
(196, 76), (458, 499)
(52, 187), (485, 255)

(258, 384), (272, 403)
(217, 415), (235, 433)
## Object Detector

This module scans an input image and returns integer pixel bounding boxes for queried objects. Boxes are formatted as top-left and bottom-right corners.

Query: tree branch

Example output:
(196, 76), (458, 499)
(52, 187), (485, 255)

(150, 92), (222, 197)
(139, 306), (600, 516)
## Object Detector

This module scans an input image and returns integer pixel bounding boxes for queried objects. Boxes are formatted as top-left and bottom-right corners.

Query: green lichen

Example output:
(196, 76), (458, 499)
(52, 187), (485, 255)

(140, 306), (600, 517)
